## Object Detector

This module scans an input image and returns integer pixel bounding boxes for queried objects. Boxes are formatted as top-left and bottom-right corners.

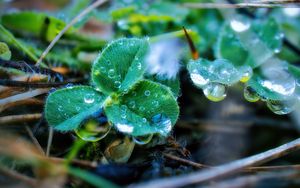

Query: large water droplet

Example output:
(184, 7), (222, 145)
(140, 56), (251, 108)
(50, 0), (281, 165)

(84, 94), (95, 104)
(151, 114), (172, 136)
(190, 70), (209, 87)
(230, 16), (250, 32)
(75, 119), (111, 142)
(100, 66), (106, 73)
(266, 100), (296, 115)
(132, 134), (153, 145)
(108, 69), (115, 78)
(260, 67), (296, 96)
(203, 83), (227, 102)
(244, 86), (260, 102)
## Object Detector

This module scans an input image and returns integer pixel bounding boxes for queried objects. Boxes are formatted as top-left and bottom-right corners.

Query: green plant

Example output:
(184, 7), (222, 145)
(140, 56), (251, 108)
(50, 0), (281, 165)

(187, 15), (300, 115)
(45, 38), (179, 142)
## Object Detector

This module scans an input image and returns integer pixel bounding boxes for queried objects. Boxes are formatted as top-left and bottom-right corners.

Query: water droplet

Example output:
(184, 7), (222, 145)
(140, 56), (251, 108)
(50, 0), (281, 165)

(230, 16), (250, 32)
(116, 123), (134, 133)
(129, 101), (136, 108)
(65, 83), (74, 88)
(84, 94), (95, 104)
(58, 105), (63, 112)
(260, 67), (295, 96)
(108, 69), (115, 78)
(244, 86), (260, 102)
(139, 106), (145, 111)
(137, 63), (142, 70)
(75, 119), (111, 142)
(76, 106), (81, 111)
(266, 100), (296, 115)
(132, 91), (137, 96)
(100, 66), (106, 73)
(144, 90), (151, 96)
(274, 48), (281, 54)
(132, 134), (153, 145)
(107, 61), (111, 65)
(151, 114), (172, 136)
(114, 81), (121, 88)
(152, 100), (159, 107)
(190, 70), (209, 87)
(142, 118), (147, 123)
(240, 69), (253, 83)
(203, 83), (227, 102)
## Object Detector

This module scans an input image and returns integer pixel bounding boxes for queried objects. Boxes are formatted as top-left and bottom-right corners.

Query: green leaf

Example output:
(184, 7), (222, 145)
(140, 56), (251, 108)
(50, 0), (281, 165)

(187, 58), (252, 88)
(216, 16), (283, 68)
(0, 42), (11, 60)
(45, 86), (106, 131)
(92, 38), (149, 95)
(1, 11), (74, 42)
(104, 80), (179, 136)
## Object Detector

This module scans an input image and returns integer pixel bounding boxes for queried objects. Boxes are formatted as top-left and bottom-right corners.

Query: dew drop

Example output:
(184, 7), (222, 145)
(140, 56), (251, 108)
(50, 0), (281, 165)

(240, 69), (253, 83)
(137, 63), (142, 70)
(266, 100), (296, 115)
(274, 48), (281, 54)
(203, 83), (227, 102)
(100, 66), (106, 73)
(114, 81), (121, 88)
(151, 114), (172, 136)
(190, 70), (209, 87)
(108, 69), (115, 78)
(144, 90), (151, 96)
(139, 106), (145, 111)
(129, 101), (136, 108)
(142, 118), (147, 123)
(65, 83), (74, 88)
(152, 100), (159, 107)
(230, 16), (250, 32)
(75, 119), (111, 142)
(244, 86), (260, 102)
(132, 134), (153, 145)
(84, 94), (95, 104)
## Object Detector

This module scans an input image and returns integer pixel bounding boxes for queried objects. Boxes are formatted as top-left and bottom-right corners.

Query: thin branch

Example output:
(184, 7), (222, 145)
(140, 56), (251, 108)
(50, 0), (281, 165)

(0, 165), (37, 187)
(163, 153), (208, 169)
(35, 0), (109, 66)
(182, 2), (300, 9)
(131, 138), (300, 188)
(0, 113), (42, 125)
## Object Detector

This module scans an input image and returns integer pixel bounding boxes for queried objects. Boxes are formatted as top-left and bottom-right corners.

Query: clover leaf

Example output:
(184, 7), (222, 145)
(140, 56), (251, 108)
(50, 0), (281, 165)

(45, 38), (179, 140)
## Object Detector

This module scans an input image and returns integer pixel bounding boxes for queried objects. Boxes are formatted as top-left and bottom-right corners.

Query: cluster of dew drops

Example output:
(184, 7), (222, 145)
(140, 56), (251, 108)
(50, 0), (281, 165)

(190, 15), (300, 115)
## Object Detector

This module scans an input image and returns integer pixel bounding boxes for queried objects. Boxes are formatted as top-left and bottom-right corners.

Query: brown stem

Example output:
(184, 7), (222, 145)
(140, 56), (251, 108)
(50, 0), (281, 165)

(0, 166), (37, 187)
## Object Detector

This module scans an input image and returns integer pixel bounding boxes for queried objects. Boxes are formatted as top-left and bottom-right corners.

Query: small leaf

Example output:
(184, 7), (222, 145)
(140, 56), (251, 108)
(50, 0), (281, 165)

(0, 42), (11, 60)
(45, 86), (106, 131)
(92, 38), (149, 95)
(104, 80), (179, 136)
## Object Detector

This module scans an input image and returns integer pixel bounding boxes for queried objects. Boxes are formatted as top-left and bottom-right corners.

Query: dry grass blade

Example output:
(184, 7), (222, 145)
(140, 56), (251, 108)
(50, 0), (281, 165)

(0, 113), (42, 125)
